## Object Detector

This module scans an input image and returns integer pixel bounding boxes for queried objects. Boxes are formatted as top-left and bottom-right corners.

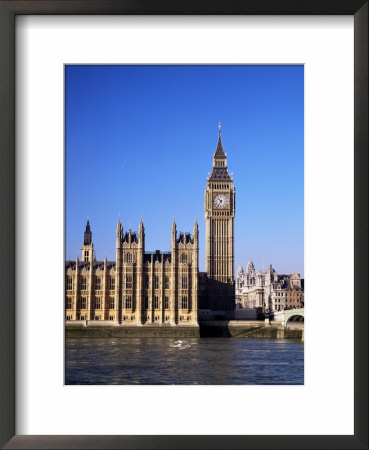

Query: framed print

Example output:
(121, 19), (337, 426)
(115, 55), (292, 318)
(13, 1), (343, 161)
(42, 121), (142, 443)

(63, 63), (305, 387)
(0, 1), (367, 449)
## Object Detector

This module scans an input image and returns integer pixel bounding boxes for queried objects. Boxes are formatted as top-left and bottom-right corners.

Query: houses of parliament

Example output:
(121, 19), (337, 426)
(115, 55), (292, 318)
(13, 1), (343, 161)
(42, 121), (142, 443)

(65, 125), (236, 326)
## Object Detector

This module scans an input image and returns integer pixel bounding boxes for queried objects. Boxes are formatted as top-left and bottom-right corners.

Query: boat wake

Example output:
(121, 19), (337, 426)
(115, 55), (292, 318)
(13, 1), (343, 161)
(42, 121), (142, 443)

(169, 340), (192, 349)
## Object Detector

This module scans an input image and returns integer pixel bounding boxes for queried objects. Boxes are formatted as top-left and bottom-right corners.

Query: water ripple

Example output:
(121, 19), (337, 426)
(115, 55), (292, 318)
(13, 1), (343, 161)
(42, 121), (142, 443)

(65, 337), (304, 385)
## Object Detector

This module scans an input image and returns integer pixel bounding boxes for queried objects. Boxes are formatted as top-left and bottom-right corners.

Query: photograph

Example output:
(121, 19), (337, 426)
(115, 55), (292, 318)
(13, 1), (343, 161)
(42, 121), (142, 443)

(64, 64), (304, 385)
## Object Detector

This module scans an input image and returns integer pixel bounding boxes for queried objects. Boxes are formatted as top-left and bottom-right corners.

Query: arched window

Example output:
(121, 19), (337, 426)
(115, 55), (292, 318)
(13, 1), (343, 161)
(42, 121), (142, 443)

(181, 276), (188, 289)
(154, 296), (159, 309)
(109, 277), (115, 290)
(95, 297), (101, 309)
(80, 277), (87, 290)
(80, 297), (87, 309)
(125, 296), (132, 309)
(126, 253), (132, 263)
(154, 276), (159, 289)
(125, 276), (132, 289)
(180, 296), (188, 309)
(66, 277), (73, 290)
(181, 253), (187, 264)
(164, 276), (170, 289)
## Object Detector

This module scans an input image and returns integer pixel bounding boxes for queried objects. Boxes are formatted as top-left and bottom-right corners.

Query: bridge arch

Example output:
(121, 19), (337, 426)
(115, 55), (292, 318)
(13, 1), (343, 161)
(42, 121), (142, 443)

(285, 314), (304, 327)
(283, 308), (304, 327)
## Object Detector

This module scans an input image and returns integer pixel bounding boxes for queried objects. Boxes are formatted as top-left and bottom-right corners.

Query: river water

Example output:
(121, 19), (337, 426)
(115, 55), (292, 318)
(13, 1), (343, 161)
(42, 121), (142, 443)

(65, 337), (304, 385)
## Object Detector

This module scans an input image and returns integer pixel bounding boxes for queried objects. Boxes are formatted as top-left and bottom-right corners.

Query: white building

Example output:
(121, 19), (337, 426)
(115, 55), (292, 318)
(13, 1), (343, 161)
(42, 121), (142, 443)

(235, 260), (304, 313)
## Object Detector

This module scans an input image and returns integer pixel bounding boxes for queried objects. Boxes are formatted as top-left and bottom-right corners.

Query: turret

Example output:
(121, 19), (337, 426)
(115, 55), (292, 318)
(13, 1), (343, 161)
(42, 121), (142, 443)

(115, 218), (123, 324)
(171, 218), (177, 247)
(136, 218), (145, 325)
(246, 259), (255, 275)
(81, 220), (94, 262)
(116, 218), (123, 248)
(138, 218), (145, 251)
(84, 220), (92, 245)
(193, 219), (199, 245)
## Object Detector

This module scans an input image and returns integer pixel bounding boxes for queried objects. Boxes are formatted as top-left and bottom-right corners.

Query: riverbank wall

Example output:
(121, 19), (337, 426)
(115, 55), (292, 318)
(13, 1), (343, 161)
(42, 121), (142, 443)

(65, 320), (303, 340)
(200, 320), (303, 340)
(65, 322), (200, 338)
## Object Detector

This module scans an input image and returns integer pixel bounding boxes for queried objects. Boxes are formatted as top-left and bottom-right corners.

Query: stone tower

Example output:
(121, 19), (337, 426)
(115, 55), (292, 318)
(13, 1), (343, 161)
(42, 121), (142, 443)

(205, 124), (235, 282)
(81, 220), (95, 262)
(204, 124), (236, 314)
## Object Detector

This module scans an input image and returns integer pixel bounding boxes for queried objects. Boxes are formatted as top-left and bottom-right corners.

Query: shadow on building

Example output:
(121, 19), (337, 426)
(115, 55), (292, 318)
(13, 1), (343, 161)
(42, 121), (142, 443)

(199, 272), (235, 321)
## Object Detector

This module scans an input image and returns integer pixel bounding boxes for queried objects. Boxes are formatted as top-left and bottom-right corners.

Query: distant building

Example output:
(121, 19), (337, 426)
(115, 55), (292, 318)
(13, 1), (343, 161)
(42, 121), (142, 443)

(235, 261), (304, 313)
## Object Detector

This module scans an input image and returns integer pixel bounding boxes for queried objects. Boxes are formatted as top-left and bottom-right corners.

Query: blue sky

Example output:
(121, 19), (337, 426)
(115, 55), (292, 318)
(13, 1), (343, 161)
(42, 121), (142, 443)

(65, 65), (304, 276)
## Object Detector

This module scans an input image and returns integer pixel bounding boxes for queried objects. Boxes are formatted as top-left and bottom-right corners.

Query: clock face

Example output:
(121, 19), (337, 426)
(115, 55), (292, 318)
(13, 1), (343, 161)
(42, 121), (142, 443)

(213, 194), (229, 209)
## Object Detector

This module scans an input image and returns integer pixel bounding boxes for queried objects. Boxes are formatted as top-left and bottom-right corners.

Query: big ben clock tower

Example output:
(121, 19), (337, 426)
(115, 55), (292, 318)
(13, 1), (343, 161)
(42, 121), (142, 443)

(204, 124), (236, 315)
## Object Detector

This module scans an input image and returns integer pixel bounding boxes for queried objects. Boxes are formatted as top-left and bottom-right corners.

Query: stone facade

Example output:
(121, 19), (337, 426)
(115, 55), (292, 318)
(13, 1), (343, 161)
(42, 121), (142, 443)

(65, 219), (199, 326)
(235, 260), (304, 313)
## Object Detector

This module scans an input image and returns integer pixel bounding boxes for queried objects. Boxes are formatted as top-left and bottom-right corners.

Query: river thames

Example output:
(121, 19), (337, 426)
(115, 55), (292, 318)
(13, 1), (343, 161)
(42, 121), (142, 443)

(65, 337), (304, 385)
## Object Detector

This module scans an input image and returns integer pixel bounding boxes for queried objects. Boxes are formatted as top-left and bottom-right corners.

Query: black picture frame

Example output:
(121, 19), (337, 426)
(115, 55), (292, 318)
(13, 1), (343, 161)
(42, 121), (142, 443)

(0, 1), (367, 449)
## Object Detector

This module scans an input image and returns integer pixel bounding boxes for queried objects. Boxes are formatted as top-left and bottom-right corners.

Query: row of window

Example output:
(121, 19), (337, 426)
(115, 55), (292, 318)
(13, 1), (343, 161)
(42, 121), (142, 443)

(73, 251), (191, 272)
(122, 315), (135, 321)
(66, 297), (115, 310)
(144, 296), (169, 309)
(274, 298), (300, 303)
(275, 291), (300, 297)
(66, 314), (193, 322)
(124, 253), (190, 264)
(66, 295), (190, 310)
(67, 275), (190, 291)
(144, 296), (189, 310)
(66, 315), (115, 321)
(211, 183), (230, 188)
(275, 292), (301, 299)
(147, 275), (188, 289)
(212, 211), (231, 216)
(66, 277), (116, 291)
(144, 316), (171, 322)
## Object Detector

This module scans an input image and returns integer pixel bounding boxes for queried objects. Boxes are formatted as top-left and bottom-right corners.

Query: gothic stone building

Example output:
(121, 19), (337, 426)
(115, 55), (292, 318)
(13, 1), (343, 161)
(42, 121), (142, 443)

(235, 260), (304, 314)
(65, 219), (199, 326)
(65, 127), (236, 325)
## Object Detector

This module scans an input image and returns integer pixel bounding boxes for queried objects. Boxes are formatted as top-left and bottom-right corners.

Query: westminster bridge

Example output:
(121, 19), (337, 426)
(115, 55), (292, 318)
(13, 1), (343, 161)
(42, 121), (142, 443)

(271, 307), (304, 328)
